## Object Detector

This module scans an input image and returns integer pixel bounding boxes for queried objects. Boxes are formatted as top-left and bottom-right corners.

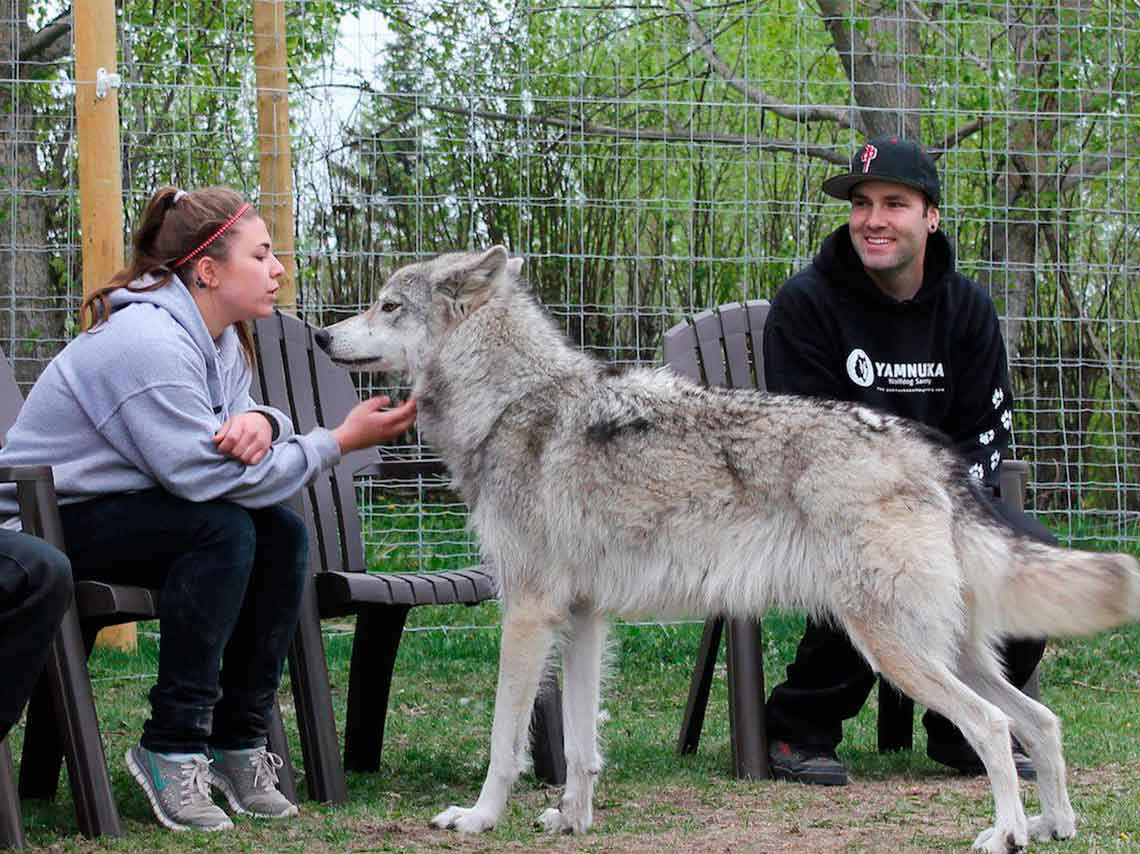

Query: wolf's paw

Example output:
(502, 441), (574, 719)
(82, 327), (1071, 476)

(536, 806), (591, 834)
(972, 826), (1027, 853)
(431, 805), (496, 834)
(1028, 814), (1077, 842)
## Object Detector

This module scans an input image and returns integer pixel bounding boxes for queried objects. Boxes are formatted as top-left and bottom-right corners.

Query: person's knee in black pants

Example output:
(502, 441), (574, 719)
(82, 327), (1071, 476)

(0, 530), (73, 742)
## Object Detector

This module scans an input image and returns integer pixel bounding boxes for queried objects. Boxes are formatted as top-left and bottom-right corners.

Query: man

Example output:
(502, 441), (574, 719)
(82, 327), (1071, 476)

(763, 136), (1051, 785)
(0, 530), (73, 742)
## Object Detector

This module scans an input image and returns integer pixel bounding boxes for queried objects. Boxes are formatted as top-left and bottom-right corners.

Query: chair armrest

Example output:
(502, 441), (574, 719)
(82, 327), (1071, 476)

(998, 458), (1030, 514)
(353, 456), (448, 480)
(0, 464), (54, 482)
(0, 465), (66, 550)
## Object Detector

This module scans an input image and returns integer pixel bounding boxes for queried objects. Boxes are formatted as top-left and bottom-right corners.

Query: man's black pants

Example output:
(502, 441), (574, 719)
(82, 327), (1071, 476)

(765, 497), (1054, 753)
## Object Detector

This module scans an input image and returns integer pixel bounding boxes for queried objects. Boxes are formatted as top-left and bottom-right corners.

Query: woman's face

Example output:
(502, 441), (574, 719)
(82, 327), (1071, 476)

(203, 216), (284, 324)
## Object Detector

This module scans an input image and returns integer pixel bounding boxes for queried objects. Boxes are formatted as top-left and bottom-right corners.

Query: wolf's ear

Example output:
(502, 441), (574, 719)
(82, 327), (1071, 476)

(437, 246), (514, 322)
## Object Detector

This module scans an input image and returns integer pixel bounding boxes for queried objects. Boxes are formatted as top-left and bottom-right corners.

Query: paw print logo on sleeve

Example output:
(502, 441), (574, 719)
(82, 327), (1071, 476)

(969, 463), (985, 482)
(978, 429), (995, 446)
(990, 450), (1001, 470)
(1001, 409), (1012, 431)
(992, 387), (1005, 409)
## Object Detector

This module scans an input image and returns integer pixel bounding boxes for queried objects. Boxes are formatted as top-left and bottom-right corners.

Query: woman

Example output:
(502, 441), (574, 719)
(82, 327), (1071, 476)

(0, 186), (416, 832)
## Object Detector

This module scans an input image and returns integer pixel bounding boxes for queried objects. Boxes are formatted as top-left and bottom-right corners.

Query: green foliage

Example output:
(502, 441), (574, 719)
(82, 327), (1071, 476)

(8, 0), (1139, 511)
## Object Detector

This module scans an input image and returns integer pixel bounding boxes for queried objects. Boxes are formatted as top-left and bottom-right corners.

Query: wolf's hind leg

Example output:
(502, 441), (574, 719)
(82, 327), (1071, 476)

(842, 616), (1028, 854)
(538, 607), (608, 834)
(433, 600), (561, 834)
(957, 640), (1076, 843)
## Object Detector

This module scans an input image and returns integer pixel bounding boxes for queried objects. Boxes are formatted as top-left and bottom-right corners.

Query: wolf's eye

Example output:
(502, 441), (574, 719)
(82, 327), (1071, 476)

(381, 302), (400, 313)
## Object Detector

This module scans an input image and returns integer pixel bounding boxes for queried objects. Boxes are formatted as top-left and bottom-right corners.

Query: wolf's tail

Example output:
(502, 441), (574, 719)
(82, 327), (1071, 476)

(959, 519), (1140, 638)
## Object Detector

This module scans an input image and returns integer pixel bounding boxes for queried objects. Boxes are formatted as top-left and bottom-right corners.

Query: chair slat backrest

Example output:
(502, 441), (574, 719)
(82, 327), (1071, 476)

(310, 335), (370, 574)
(661, 321), (701, 383)
(281, 317), (347, 575)
(662, 300), (771, 392)
(692, 309), (727, 387)
(0, 353), (25, 442)
(252, 312), (369, 575)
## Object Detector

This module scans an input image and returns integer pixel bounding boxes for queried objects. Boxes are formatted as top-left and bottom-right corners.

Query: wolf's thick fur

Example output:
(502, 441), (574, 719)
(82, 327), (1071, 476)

(319, 247), (1140, 853)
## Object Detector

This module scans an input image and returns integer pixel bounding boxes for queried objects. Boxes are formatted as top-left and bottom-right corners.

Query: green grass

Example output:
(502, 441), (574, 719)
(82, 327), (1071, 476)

(8, 518), (1140, 851)
(10, 611), (1140, 852)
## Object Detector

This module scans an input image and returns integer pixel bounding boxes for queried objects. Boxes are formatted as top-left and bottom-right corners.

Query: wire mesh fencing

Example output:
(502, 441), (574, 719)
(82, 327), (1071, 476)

(2, 0), (1138, 569)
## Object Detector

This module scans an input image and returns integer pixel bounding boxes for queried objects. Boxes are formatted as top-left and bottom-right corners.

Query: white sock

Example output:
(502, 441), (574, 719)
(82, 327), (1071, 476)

(158, 751), (203, 762)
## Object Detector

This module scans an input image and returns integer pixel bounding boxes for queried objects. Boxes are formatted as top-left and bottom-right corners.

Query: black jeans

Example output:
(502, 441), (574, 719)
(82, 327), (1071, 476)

(0, 530), (73, 742)
(766, 497), (1054, 753)
(59, 490), (308, 755)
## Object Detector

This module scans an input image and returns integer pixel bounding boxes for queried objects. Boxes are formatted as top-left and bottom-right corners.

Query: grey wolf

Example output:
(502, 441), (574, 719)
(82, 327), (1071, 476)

(318, 246), (1140, 853)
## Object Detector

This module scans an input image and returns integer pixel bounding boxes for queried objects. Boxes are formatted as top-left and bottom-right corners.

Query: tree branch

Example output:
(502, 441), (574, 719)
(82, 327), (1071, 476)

(19, 9), (71, 64)
(929, 116), (989, 157)
(1060, 148), (1130, 192)
(400, 96), (851, 164)
(902, 0), (990, 73)
(679, 0), (854, 128)
(298, 83), (852, 165)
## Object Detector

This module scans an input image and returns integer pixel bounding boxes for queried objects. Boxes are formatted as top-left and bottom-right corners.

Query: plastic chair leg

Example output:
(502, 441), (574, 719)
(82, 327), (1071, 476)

(343, 605), (409, 773)
(287, 583), (347, 804)
(677, 617), (724, 755)
(530, 668), (566, 785)
(267, 698), (298, 806)
(0, 738), (24, 850)
(726, 617), (768, 779)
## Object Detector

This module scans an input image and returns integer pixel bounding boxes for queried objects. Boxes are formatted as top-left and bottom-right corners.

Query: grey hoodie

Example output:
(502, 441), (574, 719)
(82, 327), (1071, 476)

(0, 274), (340, 515)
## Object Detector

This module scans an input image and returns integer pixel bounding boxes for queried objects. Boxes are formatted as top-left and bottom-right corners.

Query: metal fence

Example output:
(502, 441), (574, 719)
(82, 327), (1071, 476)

(2, 1), (1138, 563)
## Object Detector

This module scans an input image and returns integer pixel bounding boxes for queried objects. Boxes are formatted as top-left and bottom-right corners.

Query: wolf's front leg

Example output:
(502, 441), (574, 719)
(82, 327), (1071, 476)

(432, 601), (560, 834)
(538, 608), (607, 834)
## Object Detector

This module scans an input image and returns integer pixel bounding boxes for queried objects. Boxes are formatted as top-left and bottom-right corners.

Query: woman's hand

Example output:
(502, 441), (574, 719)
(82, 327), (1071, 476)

(214, 412), (275, 465)
(332, 396), (417, 454)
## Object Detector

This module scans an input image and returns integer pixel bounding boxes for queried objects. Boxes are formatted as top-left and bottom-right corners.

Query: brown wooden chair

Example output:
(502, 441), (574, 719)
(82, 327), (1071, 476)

(250, 311), (565, 801)
(662, 300), (1034, 775)
(0, 352), (298, 838)
(0, 738), (22, 849)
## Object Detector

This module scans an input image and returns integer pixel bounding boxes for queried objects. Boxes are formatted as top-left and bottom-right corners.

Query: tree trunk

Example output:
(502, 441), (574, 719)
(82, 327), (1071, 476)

(0, 3), (70, 387)
(816, 0), (922, 139)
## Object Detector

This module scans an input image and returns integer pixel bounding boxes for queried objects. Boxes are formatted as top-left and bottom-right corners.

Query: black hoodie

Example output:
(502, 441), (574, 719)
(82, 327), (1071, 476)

(763, 225), (1013, 490)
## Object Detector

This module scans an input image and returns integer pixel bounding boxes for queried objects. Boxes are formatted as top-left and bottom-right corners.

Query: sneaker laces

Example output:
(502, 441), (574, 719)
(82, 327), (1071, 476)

(249, 749), (285, 792)
(177, 756), (215, 806)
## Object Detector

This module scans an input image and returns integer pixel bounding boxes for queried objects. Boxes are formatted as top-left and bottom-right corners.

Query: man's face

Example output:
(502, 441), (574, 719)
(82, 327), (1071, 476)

(848, 181), (939, 286)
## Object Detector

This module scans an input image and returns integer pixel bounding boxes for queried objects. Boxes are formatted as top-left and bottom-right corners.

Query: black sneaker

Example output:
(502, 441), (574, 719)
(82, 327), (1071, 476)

(768, 739), (848, 786)
(927, 737), (1036, 781)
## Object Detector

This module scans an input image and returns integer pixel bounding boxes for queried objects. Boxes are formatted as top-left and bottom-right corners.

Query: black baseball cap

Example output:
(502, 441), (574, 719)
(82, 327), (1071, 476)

(822, 137), (940, 206)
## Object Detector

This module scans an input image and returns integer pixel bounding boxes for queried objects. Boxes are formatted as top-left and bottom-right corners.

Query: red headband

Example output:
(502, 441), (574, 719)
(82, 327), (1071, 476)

(173, 203), (251, 269)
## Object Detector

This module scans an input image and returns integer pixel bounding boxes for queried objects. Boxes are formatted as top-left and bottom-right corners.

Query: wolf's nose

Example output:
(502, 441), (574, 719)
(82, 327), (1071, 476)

(314, 327), (331, 353)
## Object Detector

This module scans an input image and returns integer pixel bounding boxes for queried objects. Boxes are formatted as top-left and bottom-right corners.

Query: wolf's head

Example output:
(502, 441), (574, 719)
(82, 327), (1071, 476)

(317, 246), (523, 380)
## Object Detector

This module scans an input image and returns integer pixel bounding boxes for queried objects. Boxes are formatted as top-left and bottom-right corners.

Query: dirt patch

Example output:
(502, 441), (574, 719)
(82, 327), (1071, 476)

(340, 763), (1140, 853)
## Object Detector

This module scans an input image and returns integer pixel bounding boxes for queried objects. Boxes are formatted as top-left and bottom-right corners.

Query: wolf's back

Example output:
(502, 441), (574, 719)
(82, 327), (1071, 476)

(958, 515), (1140, 638)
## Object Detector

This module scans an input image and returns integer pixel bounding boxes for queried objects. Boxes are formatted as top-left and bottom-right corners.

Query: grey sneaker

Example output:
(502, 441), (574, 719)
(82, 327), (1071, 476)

(125, 745), (234, 832)
(208, 746), (299, 819)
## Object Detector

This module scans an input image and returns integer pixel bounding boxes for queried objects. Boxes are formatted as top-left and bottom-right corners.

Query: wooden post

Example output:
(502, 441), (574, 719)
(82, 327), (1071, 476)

(253, 0), (297, 313)
(74, 0), (136, 653)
